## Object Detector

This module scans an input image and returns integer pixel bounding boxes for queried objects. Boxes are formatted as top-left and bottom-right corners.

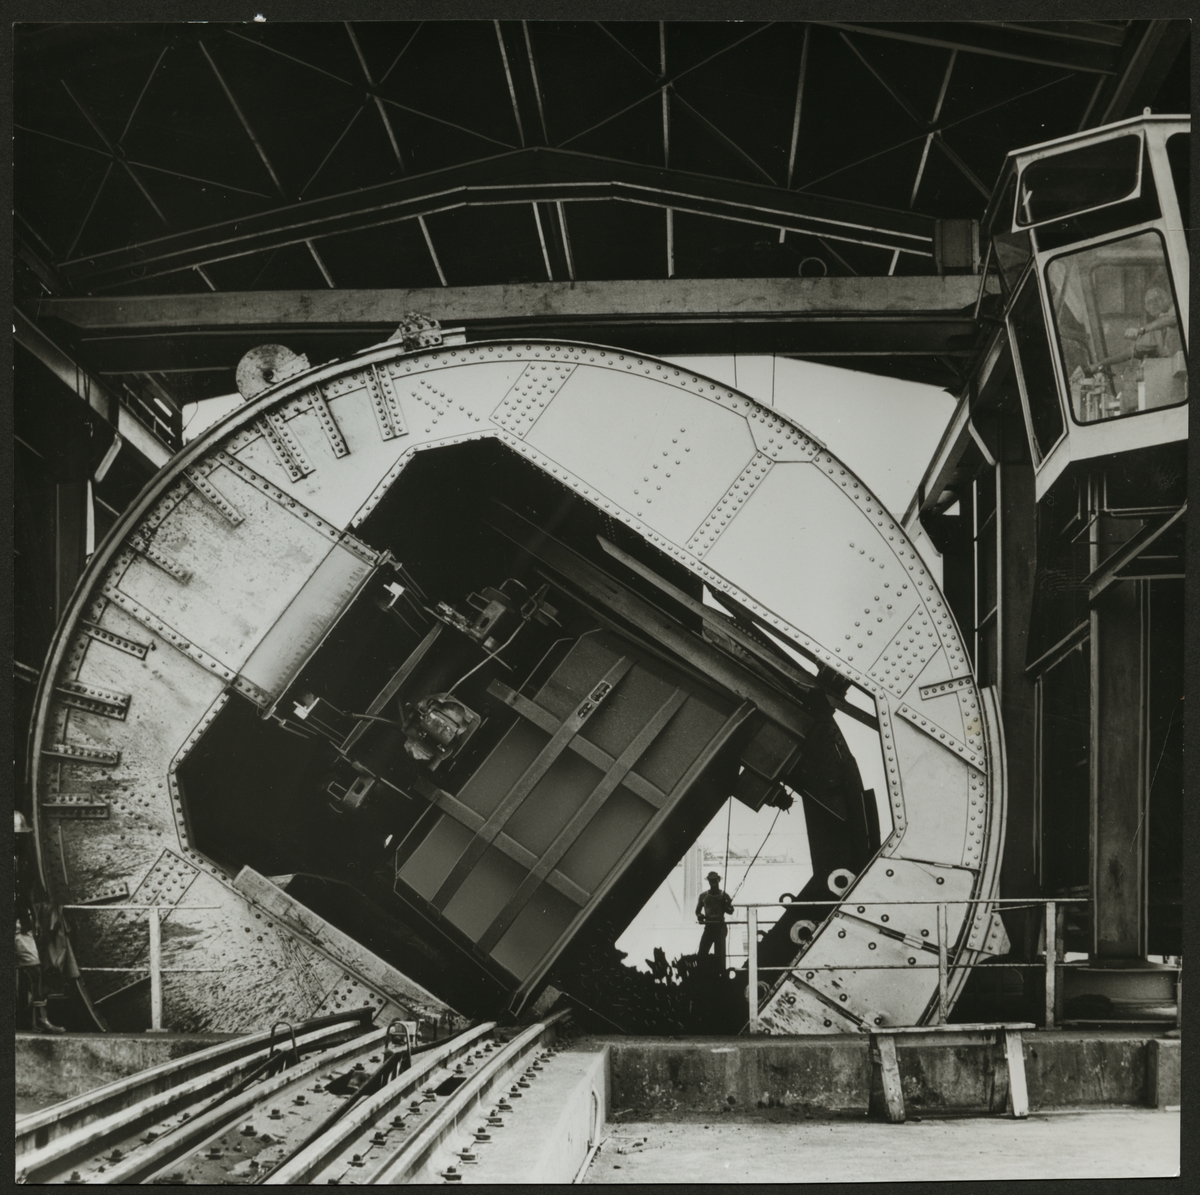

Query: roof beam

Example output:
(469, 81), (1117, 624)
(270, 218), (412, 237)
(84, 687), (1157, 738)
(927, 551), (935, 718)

(40, 275), (988, 330)
(32, 274), (992, 376)
(14, 309), (172, 469)
(59, 147), (936, 289)
(1089, 19), (1191, 128)
(817, 21), (1122, 73)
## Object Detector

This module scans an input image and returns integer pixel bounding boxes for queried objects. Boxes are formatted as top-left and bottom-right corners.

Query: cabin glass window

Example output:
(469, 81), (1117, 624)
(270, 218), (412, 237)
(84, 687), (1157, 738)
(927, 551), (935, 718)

(1166, 132), (1189, 250)
(1045, 230), (1187, 425)
(1008, 274), (1064, 459)
(1017, 134), (1142, 226)
(991, 173), (1032, 293)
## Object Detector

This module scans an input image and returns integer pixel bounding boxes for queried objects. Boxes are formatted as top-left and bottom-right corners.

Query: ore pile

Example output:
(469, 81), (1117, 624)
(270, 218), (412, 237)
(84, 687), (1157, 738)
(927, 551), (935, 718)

(551, 932), (745, 1034)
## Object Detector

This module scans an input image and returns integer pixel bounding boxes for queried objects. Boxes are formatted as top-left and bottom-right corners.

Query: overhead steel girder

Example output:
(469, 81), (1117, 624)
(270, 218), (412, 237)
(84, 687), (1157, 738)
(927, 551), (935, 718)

(35, 276), (990, 376)
(819, 21), (1126, 73)
(29, 334), (1008, 1034)
(57, 148), (936, 289)
(1087, 19), (1192, 128)
(14, 308), (173, 470)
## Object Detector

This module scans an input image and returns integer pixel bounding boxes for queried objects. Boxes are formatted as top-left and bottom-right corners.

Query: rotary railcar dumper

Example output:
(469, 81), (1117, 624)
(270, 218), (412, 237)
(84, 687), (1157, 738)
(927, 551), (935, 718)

(27, 331), (1008, 1037)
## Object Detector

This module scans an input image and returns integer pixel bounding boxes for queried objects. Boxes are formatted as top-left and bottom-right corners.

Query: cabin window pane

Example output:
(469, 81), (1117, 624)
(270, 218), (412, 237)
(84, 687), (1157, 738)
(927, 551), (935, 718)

(1166, 132), (1189, 250)
(1009, 274), (1064, 458)
(1017, 134), (1142, 226)
(1045, 230), (1187, 425)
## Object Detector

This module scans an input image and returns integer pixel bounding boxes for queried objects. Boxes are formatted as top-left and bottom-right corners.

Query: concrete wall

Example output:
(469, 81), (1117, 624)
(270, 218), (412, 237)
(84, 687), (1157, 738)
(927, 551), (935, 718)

(16, 1032), (236, 1112)
(605, 1037), (872, 1116)
(601, 1032), (1180, 1116)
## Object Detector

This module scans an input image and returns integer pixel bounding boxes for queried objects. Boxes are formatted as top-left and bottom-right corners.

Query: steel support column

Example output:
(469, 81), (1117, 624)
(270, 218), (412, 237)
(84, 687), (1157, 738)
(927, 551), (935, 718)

(1090, 579), (1146, 958)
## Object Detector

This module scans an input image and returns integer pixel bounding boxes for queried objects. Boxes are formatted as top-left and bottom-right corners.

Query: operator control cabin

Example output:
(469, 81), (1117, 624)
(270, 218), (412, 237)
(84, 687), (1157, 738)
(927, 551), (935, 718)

(909, 114), (1187, 1023)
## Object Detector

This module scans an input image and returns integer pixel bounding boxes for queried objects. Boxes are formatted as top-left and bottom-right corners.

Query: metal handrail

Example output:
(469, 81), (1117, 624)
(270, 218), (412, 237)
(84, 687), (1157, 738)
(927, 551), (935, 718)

(729, 895), (1096, 1033)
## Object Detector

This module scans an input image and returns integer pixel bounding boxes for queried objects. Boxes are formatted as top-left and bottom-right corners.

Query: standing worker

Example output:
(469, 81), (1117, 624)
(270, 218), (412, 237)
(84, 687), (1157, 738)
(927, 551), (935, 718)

(15, 812), (65, 1034)
(696, 870), (734, 972)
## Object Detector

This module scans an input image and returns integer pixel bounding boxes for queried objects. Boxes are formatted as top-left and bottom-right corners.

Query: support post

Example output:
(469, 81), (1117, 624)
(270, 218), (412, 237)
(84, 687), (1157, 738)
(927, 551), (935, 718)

(937, 903), (949, 1024)
(747, 906), (759, 1034)
(875, 1034), (905, 1122)
(148, 907), (163, 1031)
(1044, 900), (1056, 1029)
(1004, 1029), (1030, 1118)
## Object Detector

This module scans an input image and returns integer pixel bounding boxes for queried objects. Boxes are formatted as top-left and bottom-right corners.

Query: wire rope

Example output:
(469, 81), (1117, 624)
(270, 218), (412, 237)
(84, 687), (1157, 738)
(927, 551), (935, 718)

(731, 806), (783, 900)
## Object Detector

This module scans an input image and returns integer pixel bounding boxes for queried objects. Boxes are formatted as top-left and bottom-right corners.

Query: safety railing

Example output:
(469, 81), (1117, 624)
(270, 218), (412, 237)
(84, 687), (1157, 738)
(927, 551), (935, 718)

(730, 897), (1095, 1034)
(63, 904), (223, 1030)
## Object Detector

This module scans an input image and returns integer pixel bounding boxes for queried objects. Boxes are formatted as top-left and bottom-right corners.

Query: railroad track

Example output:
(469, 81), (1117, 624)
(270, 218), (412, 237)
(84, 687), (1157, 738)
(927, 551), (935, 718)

(16, 1009), (571, 1185)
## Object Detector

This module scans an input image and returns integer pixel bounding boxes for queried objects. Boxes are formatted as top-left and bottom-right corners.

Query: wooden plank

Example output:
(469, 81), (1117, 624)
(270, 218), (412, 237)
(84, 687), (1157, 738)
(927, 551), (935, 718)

(876, 1034), (905, 1122)
(881, 1022), (1035, 1035)
(43, 277), (985, 331)
(748, 906), (760, 1033)
(1005, 1029), (1030, 1118)
(488, 679), (668, 809)
(431, 656), (633, 909)
(1044, 900), (1057, 1029)
(475, 686), (688, 954)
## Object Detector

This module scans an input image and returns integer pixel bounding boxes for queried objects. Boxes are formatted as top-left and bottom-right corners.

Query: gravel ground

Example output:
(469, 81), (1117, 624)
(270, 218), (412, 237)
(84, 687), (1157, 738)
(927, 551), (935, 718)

(583, 1108), (1180, 1183)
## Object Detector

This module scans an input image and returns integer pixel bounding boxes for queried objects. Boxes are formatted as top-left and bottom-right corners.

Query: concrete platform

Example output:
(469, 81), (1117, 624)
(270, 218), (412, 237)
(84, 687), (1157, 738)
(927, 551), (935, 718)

(416, 1044), (609, 1184)
(582, 1109), (1180, 1183)
(596, 1030), (1180, 1117)
(15, 1032), (237, 1115)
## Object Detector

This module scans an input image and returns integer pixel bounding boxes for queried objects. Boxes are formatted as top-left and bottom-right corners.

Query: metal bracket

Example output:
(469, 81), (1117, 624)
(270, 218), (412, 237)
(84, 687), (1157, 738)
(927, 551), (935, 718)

(41, 794), (111, 818)
(896, 702), (987, 772)
(687, 452), (773, 558)
(56, 679), (131, 720)
(75, 881), (131, 905)
(41, 742), (121, 767)
(919, 675), (975, 700)
(367, 363), (407, 440)
(185, 466), (245, 525)
(129, 532), (191, 582)
(81, 621), (151, 660)
(258, 411), (313, 481)
(309, 383), (350, 457)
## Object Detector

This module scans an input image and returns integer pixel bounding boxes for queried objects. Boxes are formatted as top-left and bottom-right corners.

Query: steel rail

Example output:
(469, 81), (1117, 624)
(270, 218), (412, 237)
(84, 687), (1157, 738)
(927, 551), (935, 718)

(371, 1010), (572, 1184)
(83, 1024), (398, 1184)
(263, 1021), (498, 1183)
(14, 1010), (373, 1183)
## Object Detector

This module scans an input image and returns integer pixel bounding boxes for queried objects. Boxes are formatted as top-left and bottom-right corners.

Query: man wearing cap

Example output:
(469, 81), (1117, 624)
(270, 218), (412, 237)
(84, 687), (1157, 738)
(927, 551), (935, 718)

(15, 811), (65, 1034)
(695, 870), (735, 971)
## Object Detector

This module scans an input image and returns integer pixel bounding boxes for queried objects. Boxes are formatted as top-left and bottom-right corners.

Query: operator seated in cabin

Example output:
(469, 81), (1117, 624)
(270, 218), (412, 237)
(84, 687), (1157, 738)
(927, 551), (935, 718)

(1076, 285), (1185, 418)
(695, 870), (735, 972)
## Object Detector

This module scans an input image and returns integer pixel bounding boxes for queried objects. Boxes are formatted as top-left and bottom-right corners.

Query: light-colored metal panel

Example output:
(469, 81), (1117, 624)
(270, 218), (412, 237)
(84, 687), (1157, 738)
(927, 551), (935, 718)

(235, 867), (459, 1025)
(756, 976), (858, 1034)
(238, 542), (376, 705)
(113, 477), (338, 671)
(882, 717), (973, 866)
(789, 910), (940, 1028)
(832, 856), (975, 944)
(522, 365), (758, 546)
(703, 463), (926, 678)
